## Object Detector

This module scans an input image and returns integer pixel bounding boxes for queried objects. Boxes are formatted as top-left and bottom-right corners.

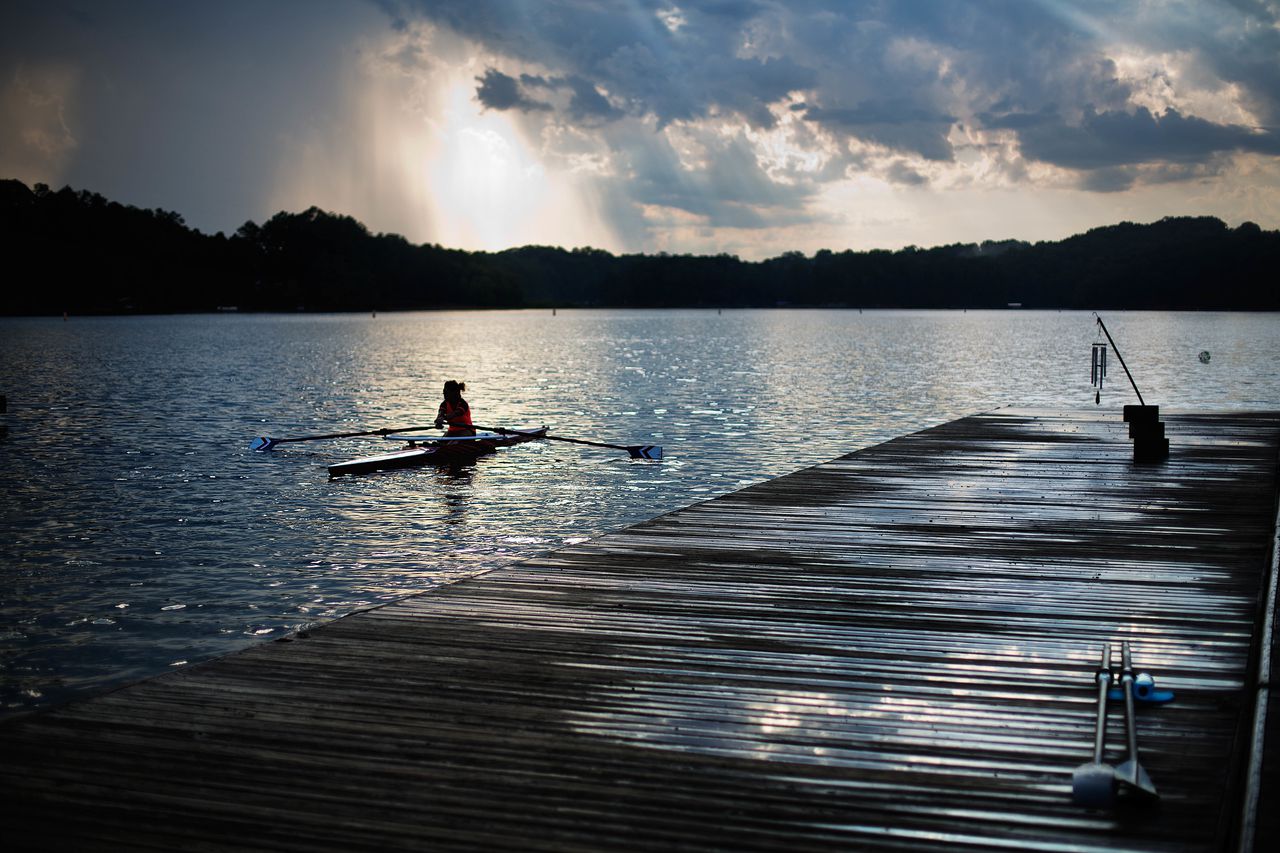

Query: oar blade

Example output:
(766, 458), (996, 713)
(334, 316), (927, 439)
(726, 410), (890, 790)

(1072, 763), (1117, 808)
(249, 436), (276, 452)
(1114, 760), (1158, 798)
(628, 445), (663, 460)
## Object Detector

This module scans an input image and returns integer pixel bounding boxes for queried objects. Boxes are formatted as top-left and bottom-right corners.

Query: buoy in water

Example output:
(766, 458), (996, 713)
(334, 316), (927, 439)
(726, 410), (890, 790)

(1198, 350), (1211, 363)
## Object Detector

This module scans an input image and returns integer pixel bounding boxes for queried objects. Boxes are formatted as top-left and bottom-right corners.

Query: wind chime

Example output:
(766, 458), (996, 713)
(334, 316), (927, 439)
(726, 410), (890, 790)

(1092, 313), (1168, 462)
(1091, 339), (1107, 405)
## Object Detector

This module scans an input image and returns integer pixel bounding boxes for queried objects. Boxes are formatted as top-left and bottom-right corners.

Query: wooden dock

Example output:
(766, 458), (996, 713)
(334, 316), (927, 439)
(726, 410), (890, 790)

(3, 409), (1278, 852)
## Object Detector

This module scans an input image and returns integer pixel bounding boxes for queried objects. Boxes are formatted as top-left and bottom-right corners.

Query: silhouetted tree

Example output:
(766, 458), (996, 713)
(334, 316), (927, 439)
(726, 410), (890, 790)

(2, 179), (1277, 315)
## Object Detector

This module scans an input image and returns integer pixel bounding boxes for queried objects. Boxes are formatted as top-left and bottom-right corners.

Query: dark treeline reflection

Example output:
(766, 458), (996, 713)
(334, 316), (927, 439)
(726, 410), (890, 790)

(3, 178), (1277, 314)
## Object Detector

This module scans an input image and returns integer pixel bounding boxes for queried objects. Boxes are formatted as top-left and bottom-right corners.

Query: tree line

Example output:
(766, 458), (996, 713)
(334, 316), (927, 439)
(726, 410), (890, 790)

(3, 178), (1276, 314)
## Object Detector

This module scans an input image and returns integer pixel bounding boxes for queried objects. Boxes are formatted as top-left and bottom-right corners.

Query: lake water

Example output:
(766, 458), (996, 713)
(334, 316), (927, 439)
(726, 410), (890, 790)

(2, 309), (1278, 717)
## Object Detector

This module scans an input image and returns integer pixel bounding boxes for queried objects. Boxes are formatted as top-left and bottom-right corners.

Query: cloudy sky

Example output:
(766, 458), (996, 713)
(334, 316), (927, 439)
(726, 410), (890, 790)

(3, 1), (1279, 259)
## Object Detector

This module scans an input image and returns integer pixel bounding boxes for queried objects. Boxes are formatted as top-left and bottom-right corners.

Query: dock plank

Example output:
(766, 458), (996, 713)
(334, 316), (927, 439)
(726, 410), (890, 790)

(2, 409), (1277, 851)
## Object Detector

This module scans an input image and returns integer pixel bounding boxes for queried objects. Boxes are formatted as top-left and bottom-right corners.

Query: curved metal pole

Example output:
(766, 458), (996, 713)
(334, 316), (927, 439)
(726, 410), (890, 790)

(1093, 313), (1145, 406)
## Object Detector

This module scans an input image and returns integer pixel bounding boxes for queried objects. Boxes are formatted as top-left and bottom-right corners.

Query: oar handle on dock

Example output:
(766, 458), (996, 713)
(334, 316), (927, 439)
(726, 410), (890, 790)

(1072, 644), (1117, 808)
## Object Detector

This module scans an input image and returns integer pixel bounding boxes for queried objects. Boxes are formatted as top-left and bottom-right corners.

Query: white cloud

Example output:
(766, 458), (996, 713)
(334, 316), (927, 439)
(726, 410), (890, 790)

(657, 7), (687, 34)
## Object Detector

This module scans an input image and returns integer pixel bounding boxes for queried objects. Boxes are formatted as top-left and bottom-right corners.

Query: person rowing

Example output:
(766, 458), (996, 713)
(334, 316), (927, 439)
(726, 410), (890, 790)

(435, 380), (476, 436)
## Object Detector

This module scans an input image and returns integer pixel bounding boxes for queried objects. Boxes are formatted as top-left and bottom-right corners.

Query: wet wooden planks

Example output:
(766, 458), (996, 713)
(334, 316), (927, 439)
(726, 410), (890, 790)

(2, 408), (1277, 852)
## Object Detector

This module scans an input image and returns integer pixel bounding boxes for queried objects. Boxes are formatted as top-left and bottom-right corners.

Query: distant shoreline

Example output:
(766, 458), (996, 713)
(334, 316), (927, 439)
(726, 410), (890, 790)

(5, 179), (1278, 314)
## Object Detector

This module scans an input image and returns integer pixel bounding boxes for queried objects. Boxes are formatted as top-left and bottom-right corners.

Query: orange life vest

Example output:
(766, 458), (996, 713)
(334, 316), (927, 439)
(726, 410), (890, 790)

(442, 400), (474, 435)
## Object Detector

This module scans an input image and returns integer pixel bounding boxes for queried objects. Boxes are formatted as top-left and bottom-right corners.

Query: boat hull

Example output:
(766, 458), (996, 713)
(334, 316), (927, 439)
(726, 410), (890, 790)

(328, 428), (546, 477)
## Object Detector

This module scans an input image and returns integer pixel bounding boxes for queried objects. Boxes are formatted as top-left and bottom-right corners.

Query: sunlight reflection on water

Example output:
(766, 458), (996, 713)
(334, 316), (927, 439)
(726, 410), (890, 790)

(0, 309), (1277, 714)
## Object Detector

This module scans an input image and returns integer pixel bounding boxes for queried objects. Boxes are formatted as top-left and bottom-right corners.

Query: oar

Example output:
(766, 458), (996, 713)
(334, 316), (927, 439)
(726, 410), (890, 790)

(1072, 644), (1117, 808)
(1114, 641), (1159, 799)
(470, 423), (662, 460)
(249, 425), (440, 452)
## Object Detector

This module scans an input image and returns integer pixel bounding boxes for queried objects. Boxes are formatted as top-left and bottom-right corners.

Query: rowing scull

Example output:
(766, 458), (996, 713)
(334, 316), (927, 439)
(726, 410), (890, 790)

(327, 427), (548, 477)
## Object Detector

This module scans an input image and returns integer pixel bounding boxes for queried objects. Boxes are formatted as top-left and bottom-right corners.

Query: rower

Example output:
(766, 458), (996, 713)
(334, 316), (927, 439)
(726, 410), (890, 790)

(435, 380), (476, 436)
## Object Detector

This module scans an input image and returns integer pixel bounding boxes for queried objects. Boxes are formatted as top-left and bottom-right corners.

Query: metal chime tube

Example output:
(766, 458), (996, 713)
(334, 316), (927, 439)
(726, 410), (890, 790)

(1091, 343), (1107, 404)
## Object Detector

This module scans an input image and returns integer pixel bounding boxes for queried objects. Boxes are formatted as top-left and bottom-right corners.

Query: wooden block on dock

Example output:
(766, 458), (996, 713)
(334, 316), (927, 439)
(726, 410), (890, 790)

(1123, 404), (1160, 423)
(1134, 435), (1170, 462)
(1129, 420), (1166, 440)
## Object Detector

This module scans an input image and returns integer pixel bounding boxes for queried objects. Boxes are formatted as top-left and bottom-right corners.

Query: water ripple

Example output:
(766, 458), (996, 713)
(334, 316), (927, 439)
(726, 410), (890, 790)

(1, 309), (1277, 715)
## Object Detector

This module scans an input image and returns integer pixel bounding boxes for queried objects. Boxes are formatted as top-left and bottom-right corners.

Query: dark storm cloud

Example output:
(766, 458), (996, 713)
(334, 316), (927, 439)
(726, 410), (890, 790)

(565, 76), (624, 123)
(623, 129), (817, 228)
(0, 0), (390, 234)
(886, 161), (929, 187)
(1017, 106), (1280, 170)
(1080, 167), (1138, 193)
(514, 73), (623, 124)
(803, 103), (958, 162)
(391, 0), (814, 130)
(979, 106), (1059, 131)
(379, 0), (1280, 197)
(475, 68), (551, 112)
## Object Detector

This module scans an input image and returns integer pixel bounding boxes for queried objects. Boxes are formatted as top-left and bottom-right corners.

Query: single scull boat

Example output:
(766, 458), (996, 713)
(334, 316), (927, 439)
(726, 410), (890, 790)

(327, 427), (547, 477)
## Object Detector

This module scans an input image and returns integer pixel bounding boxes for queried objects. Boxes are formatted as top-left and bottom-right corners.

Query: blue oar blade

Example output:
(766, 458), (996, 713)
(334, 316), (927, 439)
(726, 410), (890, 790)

(249, 437), (276, 452)
(629, 445), (662, 460)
